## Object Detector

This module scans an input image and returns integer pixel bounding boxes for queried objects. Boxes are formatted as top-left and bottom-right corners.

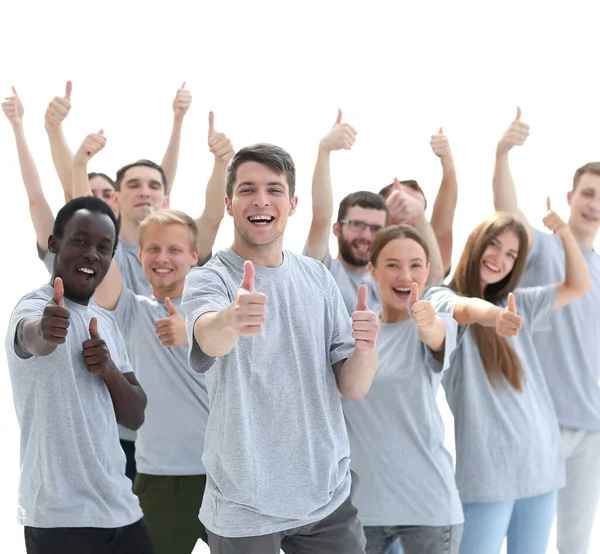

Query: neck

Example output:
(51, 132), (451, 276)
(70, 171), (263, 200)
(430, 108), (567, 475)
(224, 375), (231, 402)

(338, 255), (368, 274)
(152, 285), (183, 301)
(231, 238), (284, 268)
(568, 221), (596, 251)
(380, 305), (410, 324)
(119, 218), (140, 245)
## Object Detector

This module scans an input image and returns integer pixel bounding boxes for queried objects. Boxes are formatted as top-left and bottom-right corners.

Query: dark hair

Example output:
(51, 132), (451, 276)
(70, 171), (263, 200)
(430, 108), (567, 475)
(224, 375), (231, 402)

(572, 161), (600, 191)
(337, 191), (389, 222)
(53, 196), (120, 252)
(226, 144), (296, 199)
(370, 224), (430, 266)
(115, 160), (167, 192)
(87, 172), (115, 188)
(379, 179), (428, 210)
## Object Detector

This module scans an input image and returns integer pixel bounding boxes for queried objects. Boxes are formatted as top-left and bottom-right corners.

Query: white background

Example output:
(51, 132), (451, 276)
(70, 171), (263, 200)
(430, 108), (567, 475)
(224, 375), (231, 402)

(1, 1), (599, 552)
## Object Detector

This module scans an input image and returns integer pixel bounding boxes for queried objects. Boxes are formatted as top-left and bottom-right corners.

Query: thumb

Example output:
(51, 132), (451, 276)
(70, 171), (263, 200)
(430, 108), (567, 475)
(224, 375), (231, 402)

(208, 111), (215, 136)
(98, 128), (104, 136)
(335, 108), (343, 125)
(11, 85), (18, 96)
(65, 80), (72, 101)
(393, 177), (401, 190)
(355, 284), (368, 311)
(546, 196), (551, 212)
(507, 293), (517, 314)
(438, 126), (443, 134)
(516, 106), (522, 121)
(409, 282), (419, 307)
(181, 81), (187, 89)
(240, 260), (255, 292)
(89, 317), (99, 339)
(53, 277), (65, 306)
(165, 297), (178, 316)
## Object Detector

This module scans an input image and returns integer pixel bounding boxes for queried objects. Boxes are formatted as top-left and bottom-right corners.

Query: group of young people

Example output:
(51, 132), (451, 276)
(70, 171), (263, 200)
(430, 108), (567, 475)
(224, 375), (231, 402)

(3, 84), (599, 554)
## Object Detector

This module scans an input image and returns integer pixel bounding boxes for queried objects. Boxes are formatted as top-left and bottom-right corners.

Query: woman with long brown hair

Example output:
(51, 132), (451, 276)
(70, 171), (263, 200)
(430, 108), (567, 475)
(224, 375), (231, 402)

(425, 208), (591, 554)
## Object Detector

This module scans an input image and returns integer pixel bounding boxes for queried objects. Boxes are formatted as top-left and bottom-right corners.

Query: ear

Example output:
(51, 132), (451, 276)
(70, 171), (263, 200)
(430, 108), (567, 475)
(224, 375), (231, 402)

(289, 196), (298, 216)
(163, 195), (170, 209)
(368, 261), (378, 282)
(138, 247), (143, 263)
(225, 197), (233, 217)
(332, 221), (341, 238)
(191, 249), (199, 266)
(48, 235), (60, 255)
(110, 191), (120, 207)
(567, 190), (573, 207)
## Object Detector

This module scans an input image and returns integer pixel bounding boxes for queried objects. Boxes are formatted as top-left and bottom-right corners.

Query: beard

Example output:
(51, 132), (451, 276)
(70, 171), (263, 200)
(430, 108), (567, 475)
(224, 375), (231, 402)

(338, 236), (369, 267)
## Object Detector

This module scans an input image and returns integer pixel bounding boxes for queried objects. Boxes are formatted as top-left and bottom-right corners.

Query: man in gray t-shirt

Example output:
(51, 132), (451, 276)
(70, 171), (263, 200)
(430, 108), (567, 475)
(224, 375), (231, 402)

(182, 144), (381, 554)
(5, 197), (153, 554)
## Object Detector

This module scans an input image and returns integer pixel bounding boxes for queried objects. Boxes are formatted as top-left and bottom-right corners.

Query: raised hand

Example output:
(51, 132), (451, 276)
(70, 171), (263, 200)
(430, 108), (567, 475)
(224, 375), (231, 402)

(40, 277), (70, 345)
(351, 284), (380, 350)
(385, 178), (426, 224)
(408, 283), (436, 328)
(173, 82), (192, 121)
(73, 130), (107, 165)
(2, 86), (24, 126)
(154, 297), (188, 347)
(430, 127), (452, 159)
(497, 106), (530, 155)
(45, 81), (72, 129)
(542, 196), (569, 237)
(82, 317), (117, 377)
(495, 293), (522, 338)
(208, 111), (235, 164)
(230, 261), (268, 337)
(319, 109), (357, 152)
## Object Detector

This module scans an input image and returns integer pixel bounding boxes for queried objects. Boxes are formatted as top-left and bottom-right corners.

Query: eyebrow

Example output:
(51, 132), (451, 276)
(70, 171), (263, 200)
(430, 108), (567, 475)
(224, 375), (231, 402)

(125, 178), (162, 186)
(236, 181), (286, 188)
(492, 237), (519, 254)
(385, 257), (425, 263)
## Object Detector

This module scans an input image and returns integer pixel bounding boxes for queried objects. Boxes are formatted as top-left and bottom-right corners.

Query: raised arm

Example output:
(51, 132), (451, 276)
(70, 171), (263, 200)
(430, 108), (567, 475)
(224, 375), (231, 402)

(72, 131), (107, 199)
(543, 198), (592, 307)
(160, 82), (192, 195)
(492, 107), (533, 247)
(44, 81), (75, 202)
(304, 109), (357, 261)
(2, 87), (54, 253)
(193, 112), (234, 262)
(429, 128), (458, 274)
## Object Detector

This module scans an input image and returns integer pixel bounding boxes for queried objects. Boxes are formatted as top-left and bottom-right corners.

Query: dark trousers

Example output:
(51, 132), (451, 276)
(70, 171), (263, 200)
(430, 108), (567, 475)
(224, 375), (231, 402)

(120, 439), (137, 482)
(24, 518), (155, 554)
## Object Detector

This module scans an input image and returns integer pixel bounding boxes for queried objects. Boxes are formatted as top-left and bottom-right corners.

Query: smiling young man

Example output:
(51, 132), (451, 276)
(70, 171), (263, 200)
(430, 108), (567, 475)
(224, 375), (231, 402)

(493, 109), (600, 554)
(5, 196), (153, 554)
(182, 143), (380, 554)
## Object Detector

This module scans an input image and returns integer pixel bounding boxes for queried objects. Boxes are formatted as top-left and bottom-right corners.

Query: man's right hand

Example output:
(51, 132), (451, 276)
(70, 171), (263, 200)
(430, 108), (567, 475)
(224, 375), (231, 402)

(497, 107), (529, 155)
(319, 109), (357, 152)
(45, 81), (72, 130)
(41, 277), (71, 345)
(2, 86), (24, 127)
(229, 261), (268, 337)
(73, 130), (107, 166)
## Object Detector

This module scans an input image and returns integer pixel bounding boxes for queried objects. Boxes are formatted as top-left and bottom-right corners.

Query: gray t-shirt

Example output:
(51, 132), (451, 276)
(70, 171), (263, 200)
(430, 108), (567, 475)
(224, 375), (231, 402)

(111, 288), (209, 476)
(426, 285), (565, 503)
(520, 228), (600, 431)
(182, 248), (355, 538)
(343, 314), (463, 526)
(5, 284), (143, 528)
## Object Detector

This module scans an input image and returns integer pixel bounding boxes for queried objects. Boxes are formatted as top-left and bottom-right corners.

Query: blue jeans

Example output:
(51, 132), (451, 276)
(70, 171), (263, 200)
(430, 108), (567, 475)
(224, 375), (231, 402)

(459, 491), (557, 554)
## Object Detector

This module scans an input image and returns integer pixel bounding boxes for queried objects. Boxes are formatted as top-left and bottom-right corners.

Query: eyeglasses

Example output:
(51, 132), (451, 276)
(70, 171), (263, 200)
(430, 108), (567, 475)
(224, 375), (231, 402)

(339, 219), (383, 234)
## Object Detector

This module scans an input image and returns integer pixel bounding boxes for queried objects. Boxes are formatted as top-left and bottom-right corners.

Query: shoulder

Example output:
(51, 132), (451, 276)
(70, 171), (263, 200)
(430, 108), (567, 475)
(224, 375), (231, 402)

(288, 251), (337, 287)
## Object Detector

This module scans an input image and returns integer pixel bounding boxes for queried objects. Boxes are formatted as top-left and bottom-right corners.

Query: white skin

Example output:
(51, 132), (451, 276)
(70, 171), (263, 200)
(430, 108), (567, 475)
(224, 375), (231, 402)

(479, 230), (520, 288)
(89, 175), (118, 215)
(567, 172), (600, 248)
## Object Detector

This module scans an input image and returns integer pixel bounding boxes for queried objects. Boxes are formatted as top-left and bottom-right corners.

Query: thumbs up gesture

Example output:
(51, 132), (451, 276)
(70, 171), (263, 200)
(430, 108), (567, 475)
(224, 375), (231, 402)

(2, 86), (24, 126)
(82, 317), (116, 377)
(173, 82), (192, 121)
(385, 178), (425, 224)
(542, 196), (569, 237)
(45, 81), (72, 129)
(430, 127), (452, 160)
(495, 293), (523, 338)
(73, 129), (106, 166)
(229, 261), (268, 337)
(497, 106), (530, 155)
(319, 109), (357, 152)
(40, 277), (71, 345)
(208, 111), (235, 164)
(154, 297), (188, 347)
(408, 283), (436, 328)
(351, 284), (380, 350)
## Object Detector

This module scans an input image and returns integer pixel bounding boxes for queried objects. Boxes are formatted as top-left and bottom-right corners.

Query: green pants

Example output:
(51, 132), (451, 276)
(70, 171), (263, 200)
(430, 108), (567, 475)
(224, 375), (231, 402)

(133, 473), (207, 554)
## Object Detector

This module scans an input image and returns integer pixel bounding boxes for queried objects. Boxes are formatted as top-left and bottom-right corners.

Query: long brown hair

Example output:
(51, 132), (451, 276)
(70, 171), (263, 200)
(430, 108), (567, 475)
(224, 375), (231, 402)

(450, 212), (529, 390)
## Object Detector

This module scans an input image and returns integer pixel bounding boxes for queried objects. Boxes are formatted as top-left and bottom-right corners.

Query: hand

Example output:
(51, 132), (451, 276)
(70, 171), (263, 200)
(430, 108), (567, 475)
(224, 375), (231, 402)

(495, 293), (522, 338)
(45, 81), (72, 129)
(230, 261), (268, 337)
(82, 317), (117, 377)
(542, 196), (569, 237)
(154, 297), (187, 347)
(73, 130), (106, 166)
(2, 86), (24, 126)
(385, 178), (425, 224)
(319, 109), (357, 152)
(208, 111), (234, 164)
(173, 82), (192, 120)
(40, 277), (70, 345)
(430, 127), (452, 160)
(351, 285), (379, 350)
(497, 106), (529, 155)
(408, 283), (436, 328)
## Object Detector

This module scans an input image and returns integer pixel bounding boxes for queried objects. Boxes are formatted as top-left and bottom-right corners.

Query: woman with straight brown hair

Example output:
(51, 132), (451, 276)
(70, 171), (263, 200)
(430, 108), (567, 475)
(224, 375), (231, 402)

(425, 207), (591, 554)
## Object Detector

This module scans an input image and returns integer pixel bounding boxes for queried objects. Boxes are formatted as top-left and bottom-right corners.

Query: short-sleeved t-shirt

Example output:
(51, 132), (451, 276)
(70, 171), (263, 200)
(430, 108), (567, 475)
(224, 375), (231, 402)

(343, 314), (463, 526)
(5, 284), (143, 528)
(520, 228), (600, 431)
(111, 288), (209, 476)
(425, 285), (565, 503)
(182, 248), (355, 538)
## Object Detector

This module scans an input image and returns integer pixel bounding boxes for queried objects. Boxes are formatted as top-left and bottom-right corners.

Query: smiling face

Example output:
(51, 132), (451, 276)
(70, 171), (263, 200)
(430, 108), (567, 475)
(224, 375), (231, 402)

(479, 230), (520, 286)
(49, 209), (116, 304)
(568, 172), (600, 240)
(113, 165), (167, 225)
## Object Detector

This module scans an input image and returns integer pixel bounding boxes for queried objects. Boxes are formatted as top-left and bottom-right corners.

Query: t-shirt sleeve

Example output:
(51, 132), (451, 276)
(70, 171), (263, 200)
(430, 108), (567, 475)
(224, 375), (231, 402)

(36, 243), (54, 275)
(423, 286), (458, 317)
(326, 273), (355, 366)
(527, 228), (556, 269)
(8, 294), (50, 359)
(111, 287), (139, 337)
(512, 284), (557, 333)
(113, 329), (135, 375)
(423, 313), (459, 374)
(181, 267), (232, 374)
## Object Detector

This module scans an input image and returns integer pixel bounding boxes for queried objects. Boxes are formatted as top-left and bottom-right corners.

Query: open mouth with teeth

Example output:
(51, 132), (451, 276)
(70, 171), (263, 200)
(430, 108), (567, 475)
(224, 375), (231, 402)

(482, 261), (501, 273)
(152, 268), (174, 277)
(582, 213), (599, 223)
(77, 266), (97, 281)
(353, 242), (370, 255)
(392, 286), (411, 300)
(248, 215), (275, 226)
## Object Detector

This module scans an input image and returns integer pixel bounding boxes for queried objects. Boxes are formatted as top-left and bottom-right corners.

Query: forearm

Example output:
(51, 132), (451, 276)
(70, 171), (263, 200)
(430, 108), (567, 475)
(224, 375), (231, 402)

(560, 230), (592, 294)
(418, 316), (447, 353)
(454, 297), (502, 326)
(305, 148), (334, 260)
(45, 125), (75, 202)
(492, 151), (520, 213)
(430, 156), (457, 272)
(415, 215), (445, 285)
(161, 117), (184, 195)
(194, 160), (227, 260)
(103, 370), (147, 430)
(72, 160), (92, 198)
(16, 317), (56, 357)
(335, 348), (378, 401)
(193, 307), (239, 358)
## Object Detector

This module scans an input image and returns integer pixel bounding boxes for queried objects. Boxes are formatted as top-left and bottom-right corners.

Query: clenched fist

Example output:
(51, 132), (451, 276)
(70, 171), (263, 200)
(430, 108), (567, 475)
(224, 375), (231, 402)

(41, 277), (70, 345)
(495, 293), (522, 338)
(229, 261), (268, 337)
(319, 109), (357, 152)
(497, 107), (529, 155)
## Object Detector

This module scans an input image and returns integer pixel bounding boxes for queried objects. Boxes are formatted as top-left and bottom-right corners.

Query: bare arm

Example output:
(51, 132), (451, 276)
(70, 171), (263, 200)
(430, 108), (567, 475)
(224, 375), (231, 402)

(93, 261), (124, 311)
(414, 213), (445, 285)
(16, 317), (57, 357)
(104, 371), (147, 431)
(72, 131), (107, 199)
(452, 296), (504, 326)
(193, 307), (240, 358)
(333, 348), (379, 401)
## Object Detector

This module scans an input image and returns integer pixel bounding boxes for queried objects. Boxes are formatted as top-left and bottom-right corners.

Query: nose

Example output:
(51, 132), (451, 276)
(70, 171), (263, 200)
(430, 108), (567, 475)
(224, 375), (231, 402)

(83, 247), (100, 262)
(253, 190), (270, 207)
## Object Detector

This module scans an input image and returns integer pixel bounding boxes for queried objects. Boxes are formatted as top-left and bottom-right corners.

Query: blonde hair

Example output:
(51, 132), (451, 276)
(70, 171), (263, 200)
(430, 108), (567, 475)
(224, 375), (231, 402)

(139, 209), (199, 252)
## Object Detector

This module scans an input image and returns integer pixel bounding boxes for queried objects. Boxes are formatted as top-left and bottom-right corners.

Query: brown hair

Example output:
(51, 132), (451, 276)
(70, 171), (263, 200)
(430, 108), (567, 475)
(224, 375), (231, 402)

(115, 159), (167, 193)
(139, 209), (199, 252)
(572, 162), (600, 191)
(449, 212), (529, 390)
(337, 191), (389, 222)
(370, 224), (430, 266)
(379, 179), (428, 210)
